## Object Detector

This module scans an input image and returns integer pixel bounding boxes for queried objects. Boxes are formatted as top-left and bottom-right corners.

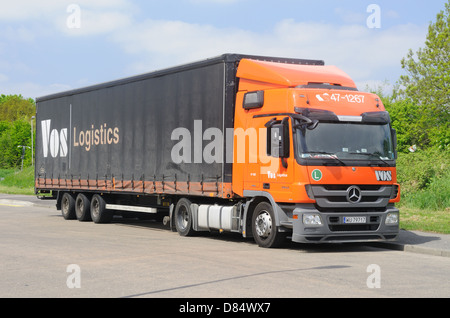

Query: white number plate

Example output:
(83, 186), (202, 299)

(343, 216), (367, 224)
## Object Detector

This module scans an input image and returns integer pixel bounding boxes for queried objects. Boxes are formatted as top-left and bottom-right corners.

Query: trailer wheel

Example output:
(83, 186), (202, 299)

(75, 193), (92, 222)
(174, 198), (195, 236)
(61, 193), (76, 220)
(252, 202), (286, 248)
(90, 194), (112, 224)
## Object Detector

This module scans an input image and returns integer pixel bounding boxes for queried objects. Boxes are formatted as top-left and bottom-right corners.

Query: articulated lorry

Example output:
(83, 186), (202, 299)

(35, 54), (400, 248)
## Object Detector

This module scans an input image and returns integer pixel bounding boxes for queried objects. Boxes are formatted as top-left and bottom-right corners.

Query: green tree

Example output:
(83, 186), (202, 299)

(0, 120), (32, 168)
(0, 94), (35, 122)
(0, 95), (35, 168)
(367, 83), (428, 152)
(385, 98), (423, 152)
(398, 1), (450, 150)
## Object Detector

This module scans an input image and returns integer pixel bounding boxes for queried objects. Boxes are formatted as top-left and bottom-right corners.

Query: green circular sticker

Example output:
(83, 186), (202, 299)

(311, 169), (323, 181)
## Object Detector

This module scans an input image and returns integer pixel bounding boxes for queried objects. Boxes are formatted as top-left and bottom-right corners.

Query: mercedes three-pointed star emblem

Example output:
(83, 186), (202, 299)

(346, 186), (362, 203)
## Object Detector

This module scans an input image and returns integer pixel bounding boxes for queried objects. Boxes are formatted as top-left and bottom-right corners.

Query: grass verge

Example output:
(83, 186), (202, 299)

(0, 166), (35, 195)
(399, 207), (450, 234)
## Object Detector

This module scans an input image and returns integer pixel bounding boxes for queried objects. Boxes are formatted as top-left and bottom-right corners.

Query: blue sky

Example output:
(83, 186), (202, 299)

(0, 0), (447, 99)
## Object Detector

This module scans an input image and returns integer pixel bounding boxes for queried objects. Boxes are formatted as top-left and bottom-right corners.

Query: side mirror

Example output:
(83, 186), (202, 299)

(391, 128), (398, 159)
(267, 117), (290, 159)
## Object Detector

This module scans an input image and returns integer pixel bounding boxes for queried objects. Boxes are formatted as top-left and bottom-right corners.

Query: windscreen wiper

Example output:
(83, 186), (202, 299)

(303, 151), (346, 166)
(348, 152), (390, 166)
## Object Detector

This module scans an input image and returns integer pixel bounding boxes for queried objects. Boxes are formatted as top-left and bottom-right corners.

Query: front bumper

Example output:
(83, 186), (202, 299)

(291, 205), (399, 243)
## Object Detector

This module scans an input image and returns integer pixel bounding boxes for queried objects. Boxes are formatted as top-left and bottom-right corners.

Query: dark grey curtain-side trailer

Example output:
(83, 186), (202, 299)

(35, 54), (323, 246)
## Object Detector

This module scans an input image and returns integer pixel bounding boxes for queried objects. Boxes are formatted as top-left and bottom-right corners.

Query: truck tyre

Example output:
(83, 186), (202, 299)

(252, 201), (286, 248)
(174, 198), (195, 236)
(90, 194), (112, 224)
(75, 193), (92, 222)
(61, 192), (76, 220)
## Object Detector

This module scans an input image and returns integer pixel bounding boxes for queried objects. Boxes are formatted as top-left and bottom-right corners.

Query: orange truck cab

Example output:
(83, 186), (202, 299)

(233, 58), (400, 247)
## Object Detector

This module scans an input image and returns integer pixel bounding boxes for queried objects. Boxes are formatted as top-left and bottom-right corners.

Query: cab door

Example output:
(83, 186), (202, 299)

(258, 116), (295, 202)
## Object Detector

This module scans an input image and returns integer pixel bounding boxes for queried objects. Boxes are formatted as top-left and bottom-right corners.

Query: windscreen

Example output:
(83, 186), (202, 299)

(296, 122), (395, 162)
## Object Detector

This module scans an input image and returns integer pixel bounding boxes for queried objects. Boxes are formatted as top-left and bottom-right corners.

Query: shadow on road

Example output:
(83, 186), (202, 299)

(88, 215), (387, 254)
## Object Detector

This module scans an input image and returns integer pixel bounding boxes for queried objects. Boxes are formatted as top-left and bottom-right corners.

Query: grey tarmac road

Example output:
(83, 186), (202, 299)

(0, 202), (449, 298)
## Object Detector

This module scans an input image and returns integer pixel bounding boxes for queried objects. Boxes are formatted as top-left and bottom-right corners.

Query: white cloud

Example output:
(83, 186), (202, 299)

(0, 59), (32, 75)
(386, 10), (400, 19)
(112, 19), (260, 73)
(111, 17), (427, 87)
(187, 0), (243, 4)
(0, 81), (73, 99)
(334, 7), (366, 24)
(0, 0), (135, 37)
(0, 2), (428, 98)
(57, 9), (133, 36)
(0, 1), (63, 21)
(1, 26), (37, 43)
(0, 0), (132, 21)
(0, 0), (136, 99)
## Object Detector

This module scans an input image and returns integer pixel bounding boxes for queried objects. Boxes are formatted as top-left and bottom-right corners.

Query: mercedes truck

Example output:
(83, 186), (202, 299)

(35, 54), (400, 248)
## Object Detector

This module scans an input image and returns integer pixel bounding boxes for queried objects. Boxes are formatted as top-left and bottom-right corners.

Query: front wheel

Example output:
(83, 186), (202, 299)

(252, 202), (286, 248)
(174, 198), (195, 236)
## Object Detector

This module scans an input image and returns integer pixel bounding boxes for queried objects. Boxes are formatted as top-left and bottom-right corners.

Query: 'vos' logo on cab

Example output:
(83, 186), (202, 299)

(41, 119), (68, 158)
(375, 170), (392, 182)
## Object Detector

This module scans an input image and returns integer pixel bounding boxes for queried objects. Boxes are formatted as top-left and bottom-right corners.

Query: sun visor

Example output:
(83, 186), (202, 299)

(236, 59), (357, 88)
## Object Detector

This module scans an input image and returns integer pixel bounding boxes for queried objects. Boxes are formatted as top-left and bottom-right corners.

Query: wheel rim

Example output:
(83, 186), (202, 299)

(77, 199), (84, 214)
(92, 198), (99, 218)
(62, 197), (69, 214)
(255, 210), (272, 238)
(177, 206), (189, 230)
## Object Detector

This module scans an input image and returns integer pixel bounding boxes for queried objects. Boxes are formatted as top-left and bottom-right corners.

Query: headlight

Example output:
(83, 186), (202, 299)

(385, 212), (399, 225)
(303, 214), (323, 225)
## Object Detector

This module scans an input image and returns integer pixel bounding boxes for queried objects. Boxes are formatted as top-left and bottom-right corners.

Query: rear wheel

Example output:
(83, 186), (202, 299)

(90, 194), (112, 224)
(252, 202), (286, 248)
(174, 198), (195, 236)
(75, 193), (92, 222)
(61, 193), (76, 220)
